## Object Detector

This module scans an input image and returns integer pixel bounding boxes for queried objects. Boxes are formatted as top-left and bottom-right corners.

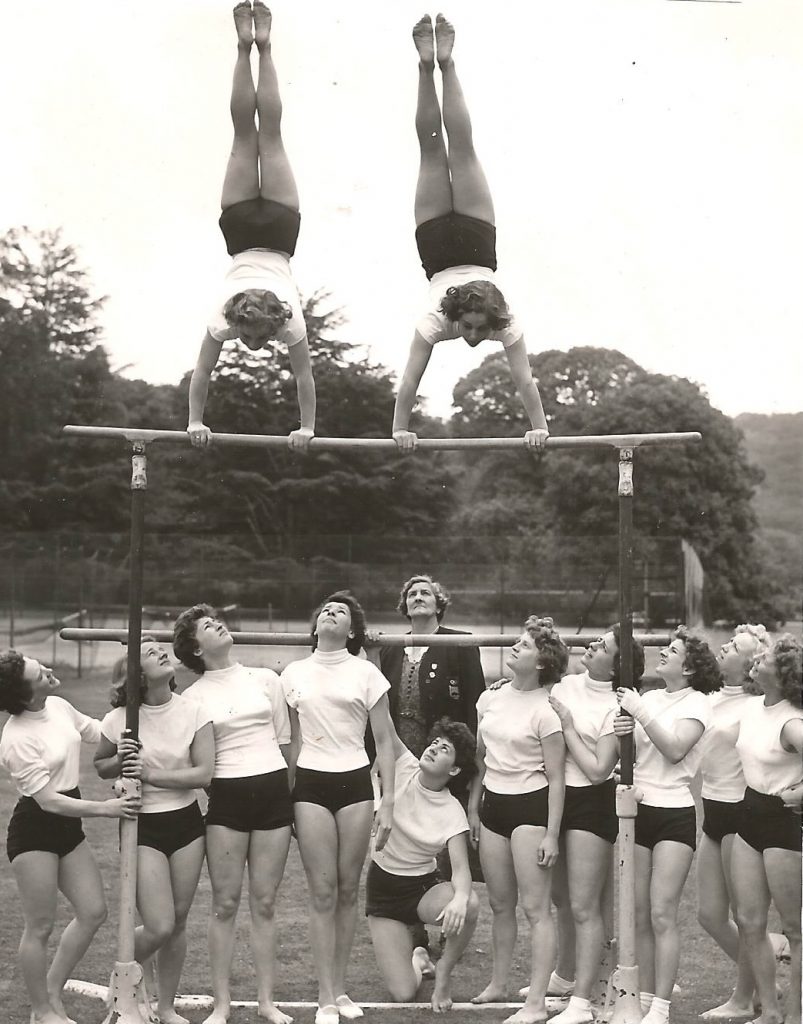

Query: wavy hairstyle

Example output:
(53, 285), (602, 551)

(0, 650), (30, 716)
(310, 590), (367, 656)
(772, 633), (802, 708)
(732, 623), (771, 689)
(396, 574), (451, 623)
(223, 288), (293, 339)
(426, 717), (479, 794)
(109, 653), (177, 709)
(439, 280), (511, 330)
(524, 615), (569, 686)
(172, 603), (219, 675)
(609, 622), (646, 689)
(674, 625), (722, 694)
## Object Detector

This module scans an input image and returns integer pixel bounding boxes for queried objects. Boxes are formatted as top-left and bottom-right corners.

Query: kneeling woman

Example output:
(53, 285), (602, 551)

(469, 616), (568, 1024)
(94, 641), (214, 1024)
(0, 651), (139, 1024)
(367, 718), (480, 1013)
(282, 592), (397, 1024)
(614, 626), (721, 1024)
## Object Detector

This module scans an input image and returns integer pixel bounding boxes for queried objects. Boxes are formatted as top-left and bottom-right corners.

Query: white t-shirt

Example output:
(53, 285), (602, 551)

(415, 265), (523, 348)
(282, 649), (390, 771)
(477, 684), (562, 794)
(183, 663), (290, 779)
(633, 687), (710, 808)
(700, 687), (758, 802)
(101, 694), (212, 813)
(372, 749), (469, 876)
(736, 698), (803, 796)
(207, 249), (306, 346)
(551, 672), (618, 787)
(0, 695), (101, 797)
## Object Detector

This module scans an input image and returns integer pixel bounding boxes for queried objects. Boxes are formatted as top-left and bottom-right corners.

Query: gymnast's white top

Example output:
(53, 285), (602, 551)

(551, 671), (618, 787)
(183, 663), (290, 779)
(0, 695), (101, 797)
(282, 649), (390, 771)
(207, 249), (306, 347)
(735, 698), (803, 795)
(372, 749), (469, 876)
(416, 265), (523, 348)
(699, 686), (757, 802)
(101, 694), (212, 813)
(477, 683), (562, 794)
(633, 686), (710, 807)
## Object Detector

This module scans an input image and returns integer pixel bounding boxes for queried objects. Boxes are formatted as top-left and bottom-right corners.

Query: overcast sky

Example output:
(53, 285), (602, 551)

(2, 0), (801, 422)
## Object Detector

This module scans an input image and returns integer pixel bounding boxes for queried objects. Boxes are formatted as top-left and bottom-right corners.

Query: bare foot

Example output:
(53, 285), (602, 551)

(203, 1006), (231, 1024)
(253, 0), (272, 50)
(258, 1004), (293, 1024)
(233, 1), (254, 48)
(505, 1012), (547, 1024)
(157, 1010), (190, 1024)
(45, 991), (72, 1023)
(431, 961), (453, 1013)
(472, 983), (508, 1004)
(435, 13), (455, 65)
(701, 1000), (755, 1020)
(412, 15), (435, 65)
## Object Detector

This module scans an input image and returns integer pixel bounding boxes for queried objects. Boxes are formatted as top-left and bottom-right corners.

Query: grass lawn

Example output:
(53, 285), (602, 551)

(0, 666), (792, 1024)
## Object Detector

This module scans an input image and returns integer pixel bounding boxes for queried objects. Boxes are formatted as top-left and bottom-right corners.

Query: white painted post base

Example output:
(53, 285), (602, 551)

(608, 964), (643, 1024)
(591, 938), (618, 1018)
(100, 961), (153, 1024)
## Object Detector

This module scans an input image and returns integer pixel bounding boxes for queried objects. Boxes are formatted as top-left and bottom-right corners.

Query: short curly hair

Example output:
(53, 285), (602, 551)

(674, 625), (722, 694)
(223, 288), (293, 340)
(396, 574), (451, 623)
(609, 623), (646, 689)
(172, 603), (218, 674)
(524, 615), (569, 686)
(0, 650), (31, 715)
(439, 280), (511, 331)
(425, 717), (478, 795)
(310, 590), (367, 656)
(733, 623), (771, 687)
(109, 651), (177, 709)
(772, 633), (802, 708)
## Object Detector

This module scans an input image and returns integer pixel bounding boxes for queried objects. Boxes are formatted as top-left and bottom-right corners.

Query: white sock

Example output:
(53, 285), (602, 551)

(646, 997), (671, 1023)
(568, 998), (592, 1012)
(640, 992), (655, 1014)
(550, 996), (594, 1024)
(549, 972), (576, 995)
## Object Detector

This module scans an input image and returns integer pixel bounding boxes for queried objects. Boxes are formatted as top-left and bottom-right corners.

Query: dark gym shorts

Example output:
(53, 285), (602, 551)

(415, 212), (497, 280)
(702, 798), (743, 843)
(562, 780), (618, 845)
(293, 765), (374, 814)
(7, 787), (85, 863)
(479, 786), (549, 839)
(365, 861), (441, 925)
(206, 769), (293, 833)
(738, 787), (802, 854)
(219, 197), (301, 257)
(635, 803), (697, 851)
(138, 801), (205, 857)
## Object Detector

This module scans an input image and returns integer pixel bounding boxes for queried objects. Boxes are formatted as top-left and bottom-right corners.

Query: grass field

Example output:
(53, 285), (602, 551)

(0, 661), (794, 1024)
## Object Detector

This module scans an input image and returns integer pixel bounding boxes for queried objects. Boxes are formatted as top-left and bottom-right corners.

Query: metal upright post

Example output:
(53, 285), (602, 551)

(610, 446), (642, 1024)
(102, 442), (150, 1024)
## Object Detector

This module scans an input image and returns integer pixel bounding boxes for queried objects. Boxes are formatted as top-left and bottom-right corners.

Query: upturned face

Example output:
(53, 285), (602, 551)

(749, 646), (778, 694)
(193, 616), (233, 661)
(718, 633), (761, 691)
(656, 636), (687, 684)
(22, 658), (61, 708)
(582, 631), (617, 681)
(315, 601), (353, 646)
(506, 631), (540, 678)
(459, 311), (491, 347)
(140, 641), (174, 685)
(419, 734), (459, 779)
(406, 580), (438, 620)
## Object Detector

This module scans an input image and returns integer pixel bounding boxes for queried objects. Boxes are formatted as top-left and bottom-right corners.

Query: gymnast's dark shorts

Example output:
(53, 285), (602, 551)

(292, 765), (374, 814)
(137, 801), (205, 857)
(702, 798), (743, 843)
(6, 788), (85, 863)
(219, 197), (301, 257)
(561, 780), (618, 845)
(415, 212), (497, 280)
(206, 769), (293, 833)
(479, 786), (549, 839)
(365, 861), (442, 925)
(635, 803), (697, 851)
(738, 787), (802, 854)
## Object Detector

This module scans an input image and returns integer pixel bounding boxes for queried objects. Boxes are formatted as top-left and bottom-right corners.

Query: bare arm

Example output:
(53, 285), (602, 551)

(504, 337), (549, 450)
(287, 336), (316, 450)
(94, 733), (124, 780)
(123, 723), (215, 790)
(548, 695), (618, 784)
(33, 780), (139, 819)
(540, 731), (566, 866)
(188, 331), (224, 446)
(438, 833), (473, 937)
(468, 727), (487, 847)
(368, 695), (397, 850)
(286, 707), (301, 792)
(392, 332), (433, 449)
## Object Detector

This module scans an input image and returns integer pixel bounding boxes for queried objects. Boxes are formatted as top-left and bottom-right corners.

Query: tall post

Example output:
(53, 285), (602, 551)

(102, 442), (150, 1024)
(610, 447), (642, 1024)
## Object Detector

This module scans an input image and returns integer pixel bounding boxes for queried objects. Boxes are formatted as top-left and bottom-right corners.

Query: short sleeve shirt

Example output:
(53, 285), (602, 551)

(633, 687), (711, 807)
(477, 684), (562, 794)
(551, 672), (618, 787)
(207, 249), (306, 346)
(415, 265), (523, 348)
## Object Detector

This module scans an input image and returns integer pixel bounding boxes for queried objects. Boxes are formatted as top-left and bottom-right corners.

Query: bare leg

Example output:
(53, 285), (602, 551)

(418, 883), (480, 1013)
(436, 15), (494, 223)
(12, 852), (65, 1024)
(295, 802), (340, 1012)
(332, 802), (375, 999)
(221, 3), (260, 210)
(368, 917), (419, 1001)
(413, 15), (452, 226)
(565, 830), (611, 1004)
(247, 827), (293, 1024)
(156, 837), (206, 1024)
(764, 848), (802, 1024)
(732, 837), (782, 1024)
(507, 826), (554, 1024)
(634, 845), (656, 995)
(473, 826), (517, 1003)
(205, 826), (250, 1024)
(254, 2), (299, 211)
(649, 842), (694, 1000)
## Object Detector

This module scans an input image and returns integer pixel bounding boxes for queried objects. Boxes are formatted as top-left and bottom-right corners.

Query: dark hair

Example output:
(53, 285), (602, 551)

(439, 280), (511, 331)
(223, 289), (292, 339)
(0, 650), (31, 715)
(396, 574), (451, 623)
(172, 603), (218, 674)
(310, 591), (367, 656)
(109, 651), (177, 709)
(773, 634), (802, 708)
(609, 623), (646, 689)
(524, 616), (569, 685)
(674, 625), (722, 694)
(425, 717), (478, 794)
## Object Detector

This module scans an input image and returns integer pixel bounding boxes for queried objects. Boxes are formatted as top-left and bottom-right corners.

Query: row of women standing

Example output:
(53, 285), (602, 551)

(1, 604), (801, 1024)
